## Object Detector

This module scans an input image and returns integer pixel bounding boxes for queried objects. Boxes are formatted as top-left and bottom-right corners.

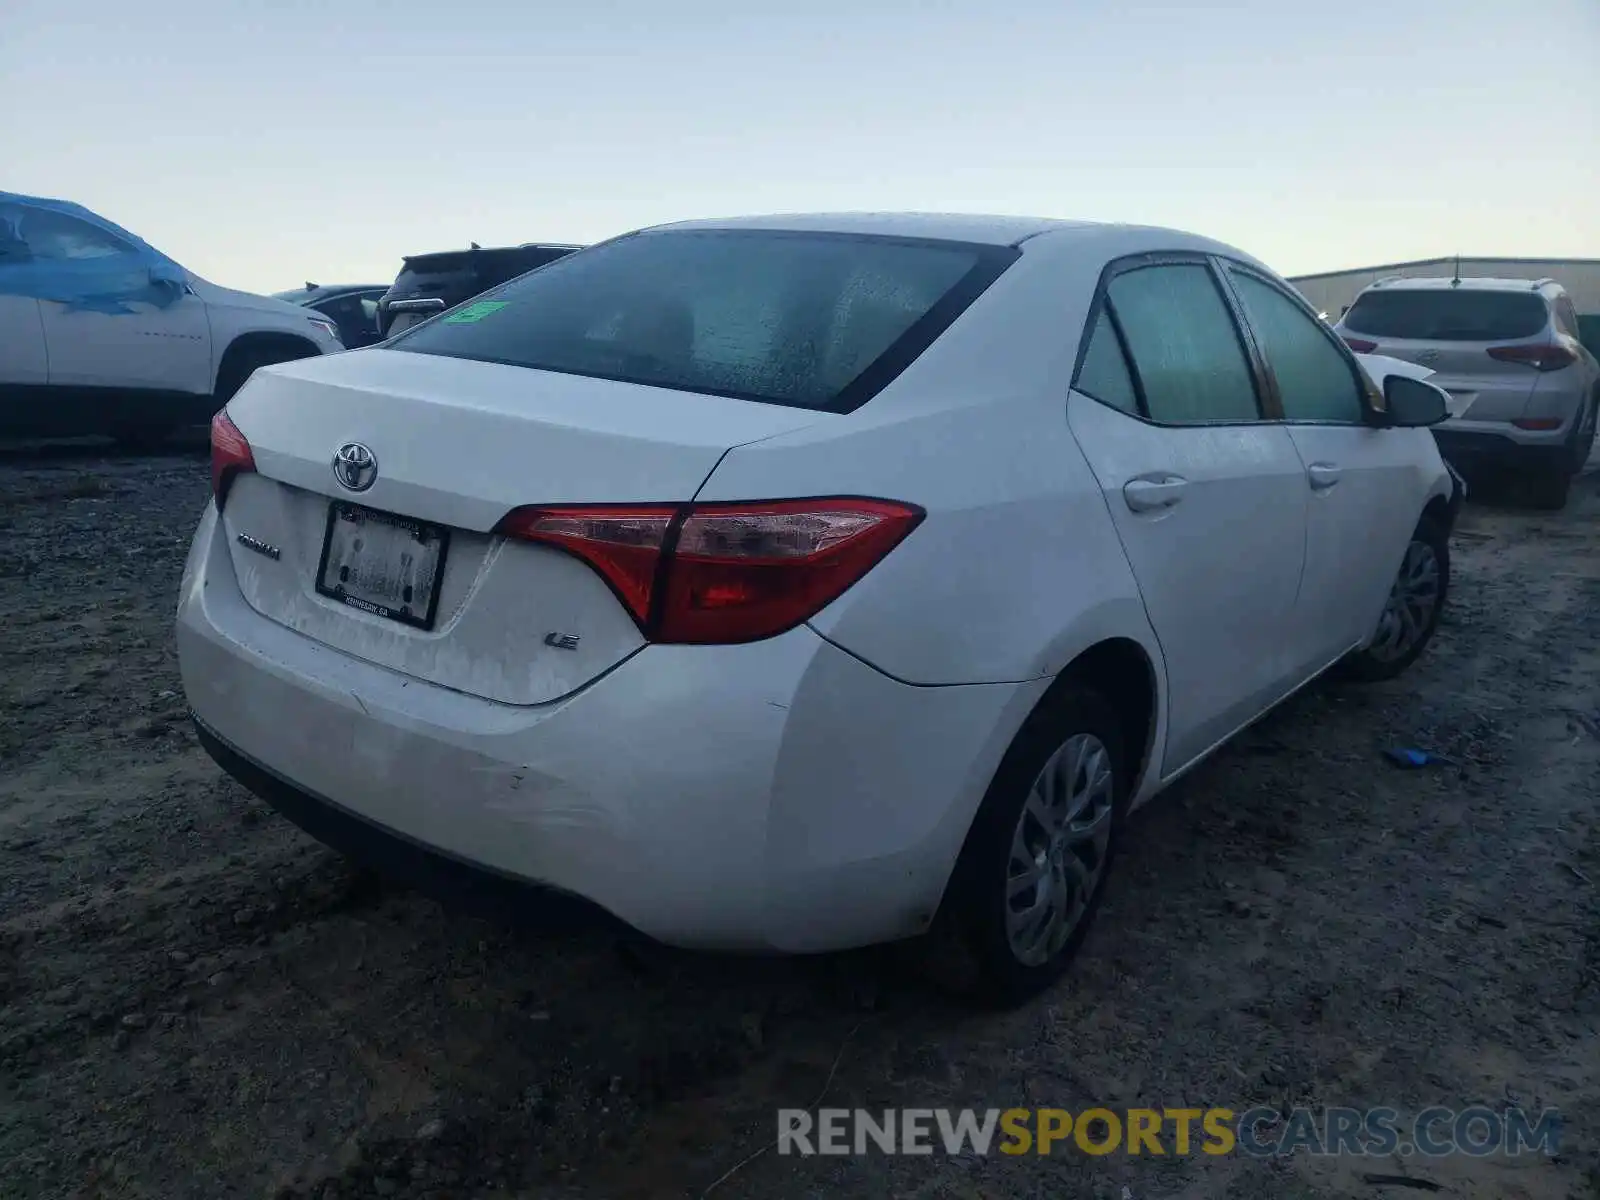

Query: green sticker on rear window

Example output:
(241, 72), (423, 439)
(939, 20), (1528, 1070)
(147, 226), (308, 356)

(443, 300), (509, 324)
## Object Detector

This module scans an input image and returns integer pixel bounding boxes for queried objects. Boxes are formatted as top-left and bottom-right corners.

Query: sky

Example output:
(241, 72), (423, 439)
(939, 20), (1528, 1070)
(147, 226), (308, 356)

(3, 0), (1596, 294)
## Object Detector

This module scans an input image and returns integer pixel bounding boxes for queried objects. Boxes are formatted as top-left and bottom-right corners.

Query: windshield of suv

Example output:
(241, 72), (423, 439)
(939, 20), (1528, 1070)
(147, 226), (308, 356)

(1343, 289), (1547, 341)
(388, 229), (1015, 413)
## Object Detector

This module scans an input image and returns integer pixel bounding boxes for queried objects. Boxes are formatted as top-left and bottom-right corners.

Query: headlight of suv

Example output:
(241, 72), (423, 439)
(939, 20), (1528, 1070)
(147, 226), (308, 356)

(308, 318), (343, 344)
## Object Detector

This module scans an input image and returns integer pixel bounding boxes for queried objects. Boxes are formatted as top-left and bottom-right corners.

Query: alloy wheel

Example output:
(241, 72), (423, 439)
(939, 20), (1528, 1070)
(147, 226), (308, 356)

(1367, 538), (1441, 663)
(1004, 733), (1116, 967)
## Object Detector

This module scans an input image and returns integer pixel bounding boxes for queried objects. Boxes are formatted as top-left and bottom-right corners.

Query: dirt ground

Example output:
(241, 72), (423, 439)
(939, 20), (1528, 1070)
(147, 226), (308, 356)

(1, 437), (1596, 1200)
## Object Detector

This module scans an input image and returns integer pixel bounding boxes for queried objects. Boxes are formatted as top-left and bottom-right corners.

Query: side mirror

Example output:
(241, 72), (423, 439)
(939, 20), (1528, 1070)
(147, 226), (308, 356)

(149, 261), (187, 288)
(1383, 374), (1449, 427)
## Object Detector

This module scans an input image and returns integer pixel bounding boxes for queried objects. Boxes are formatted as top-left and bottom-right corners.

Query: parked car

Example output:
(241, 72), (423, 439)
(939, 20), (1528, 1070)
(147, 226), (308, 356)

(1334, 275), (1599, 508)
(273, 282), (389, 349)
(376, 241), (582, 337)
(178, 214), (1461, 1005)
(0, 191), (342, 445)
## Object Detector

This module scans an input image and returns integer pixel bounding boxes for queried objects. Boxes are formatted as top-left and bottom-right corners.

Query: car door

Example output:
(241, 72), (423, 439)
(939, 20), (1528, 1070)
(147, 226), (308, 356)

(0, 207), (51, 387)
(1222, 263), (1422, 674)
(19, 205), (212, 394)
(1066, 255), (1310, 773)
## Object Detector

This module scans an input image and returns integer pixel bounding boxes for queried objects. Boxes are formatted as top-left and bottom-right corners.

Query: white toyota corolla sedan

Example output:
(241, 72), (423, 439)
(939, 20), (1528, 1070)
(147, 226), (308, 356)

(177, 213), (1462, 1003)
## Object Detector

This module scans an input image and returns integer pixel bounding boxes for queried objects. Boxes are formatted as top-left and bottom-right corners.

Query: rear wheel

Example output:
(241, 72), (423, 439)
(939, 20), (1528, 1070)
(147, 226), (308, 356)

(214, 342), (314, 405)
(1340, 515), (1449, 682)
(1525, 469), (1572, 511)
(922, 686), (1126, 1008)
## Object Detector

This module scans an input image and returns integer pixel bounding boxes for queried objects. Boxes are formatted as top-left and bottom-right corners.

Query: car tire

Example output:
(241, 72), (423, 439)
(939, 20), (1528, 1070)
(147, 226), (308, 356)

(1525, 469), (1572, 511)
(1339, 515), (1450, 683)
(921, 685), (1127, 1008)
(214, 344), (309, 405)
(1575, 392), (1599, 472)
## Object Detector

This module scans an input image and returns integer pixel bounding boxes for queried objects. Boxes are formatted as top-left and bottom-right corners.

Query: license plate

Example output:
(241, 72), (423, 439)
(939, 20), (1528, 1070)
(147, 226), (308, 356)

(1445, 390), (1476, 418)
(315, 501), (450, 630)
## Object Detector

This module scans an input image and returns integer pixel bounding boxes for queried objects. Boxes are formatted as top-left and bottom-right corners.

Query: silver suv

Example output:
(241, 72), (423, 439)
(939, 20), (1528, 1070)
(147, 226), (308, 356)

(1334, 276), (1599, 508)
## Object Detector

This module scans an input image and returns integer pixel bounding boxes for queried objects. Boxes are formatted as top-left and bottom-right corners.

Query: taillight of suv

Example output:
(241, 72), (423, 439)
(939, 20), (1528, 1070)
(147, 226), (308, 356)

(1487, 342), (1580, 372)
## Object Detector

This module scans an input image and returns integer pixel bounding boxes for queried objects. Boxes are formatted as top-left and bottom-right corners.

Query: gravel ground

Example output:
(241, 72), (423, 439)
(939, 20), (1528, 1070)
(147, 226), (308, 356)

(1, 438), (1596, 1200)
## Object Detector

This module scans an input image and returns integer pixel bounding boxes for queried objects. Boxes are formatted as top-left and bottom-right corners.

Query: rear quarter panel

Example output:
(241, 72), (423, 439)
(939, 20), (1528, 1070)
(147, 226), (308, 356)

(694, 228), (1170, 702)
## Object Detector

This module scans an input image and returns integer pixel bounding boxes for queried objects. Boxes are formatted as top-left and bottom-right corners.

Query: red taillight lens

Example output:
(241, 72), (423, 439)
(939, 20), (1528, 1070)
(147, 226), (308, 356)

(494, 505), (678, 624)
(659, 499), (924, 643)
(1488, 342), (1578, 372)
(210, 409), (256, 508)
(495, 497), (924, 644)
(1340, 336), (1379, 353)
(1511, 416), (1563, 431)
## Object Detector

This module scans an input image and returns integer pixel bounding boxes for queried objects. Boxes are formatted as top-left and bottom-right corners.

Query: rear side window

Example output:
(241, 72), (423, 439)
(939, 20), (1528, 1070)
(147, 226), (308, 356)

(1074, 308), (1140, 415)
(1343, 289), (1548, 341)
(1106, 264), (1261, 423)
(1230, 270), (1365, 423)
(1554, 296), (1580, 338)
(390, 230), (1016, 413)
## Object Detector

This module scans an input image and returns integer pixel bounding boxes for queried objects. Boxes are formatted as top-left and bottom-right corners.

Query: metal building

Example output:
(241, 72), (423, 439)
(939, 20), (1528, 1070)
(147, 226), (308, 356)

(1289, 257), (1600, 351)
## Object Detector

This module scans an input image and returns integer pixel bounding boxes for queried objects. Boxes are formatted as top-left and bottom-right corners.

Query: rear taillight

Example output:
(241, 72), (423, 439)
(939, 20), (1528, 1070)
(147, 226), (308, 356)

(1340, 336), (1379, 353)
(496, 497), (924, 644)
(1487, 342), (1579, 372)
(210, 409), (256, 508)
(1512, 416), (1563, 431)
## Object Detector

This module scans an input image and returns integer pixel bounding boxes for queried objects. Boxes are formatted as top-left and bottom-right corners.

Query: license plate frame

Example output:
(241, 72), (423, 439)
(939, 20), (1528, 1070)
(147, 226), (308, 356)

(314, 500), (451, 631)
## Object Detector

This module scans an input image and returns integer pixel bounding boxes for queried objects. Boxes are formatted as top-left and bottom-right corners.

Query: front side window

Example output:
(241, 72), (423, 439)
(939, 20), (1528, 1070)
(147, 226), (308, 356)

(390, 230), (1016, 413)
(1230, 270), (1365, 423)
(16, 208), (130, 262)
(1105, 263), (1261, 423)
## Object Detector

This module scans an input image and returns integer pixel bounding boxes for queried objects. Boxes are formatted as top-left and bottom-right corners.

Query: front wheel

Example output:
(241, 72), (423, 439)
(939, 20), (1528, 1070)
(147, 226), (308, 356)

(921, 686), (1126, 1008)
(1340, 515), (1450, 682)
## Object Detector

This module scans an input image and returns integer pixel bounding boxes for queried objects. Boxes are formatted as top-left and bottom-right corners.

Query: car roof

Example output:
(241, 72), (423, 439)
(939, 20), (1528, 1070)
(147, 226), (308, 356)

(1363, 275), (1560, 295)
(643, 211), (1102, 246)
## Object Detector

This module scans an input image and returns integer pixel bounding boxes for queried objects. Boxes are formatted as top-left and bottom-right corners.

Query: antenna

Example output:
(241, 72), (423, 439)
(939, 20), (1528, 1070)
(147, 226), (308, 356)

(1451, 254), (1461, 287)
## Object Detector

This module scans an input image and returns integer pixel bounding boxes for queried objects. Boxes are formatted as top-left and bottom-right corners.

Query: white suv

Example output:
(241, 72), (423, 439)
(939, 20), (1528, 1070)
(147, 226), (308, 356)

(177, 214), (1462, 1004)
(0, 191), (343, 446)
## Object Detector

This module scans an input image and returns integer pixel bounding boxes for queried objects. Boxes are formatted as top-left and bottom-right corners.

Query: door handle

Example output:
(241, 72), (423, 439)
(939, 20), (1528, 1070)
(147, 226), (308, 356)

(1123, 475), (1188, 513)
(1307, 463), (1341, 491)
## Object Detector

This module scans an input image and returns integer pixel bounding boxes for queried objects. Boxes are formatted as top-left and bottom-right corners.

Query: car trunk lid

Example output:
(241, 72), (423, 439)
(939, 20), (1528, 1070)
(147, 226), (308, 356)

(215, 349), (823, 705)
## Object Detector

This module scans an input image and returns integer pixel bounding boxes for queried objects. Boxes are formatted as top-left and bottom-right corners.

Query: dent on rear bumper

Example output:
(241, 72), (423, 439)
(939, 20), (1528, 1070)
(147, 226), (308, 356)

(176, 505), (1045, 952)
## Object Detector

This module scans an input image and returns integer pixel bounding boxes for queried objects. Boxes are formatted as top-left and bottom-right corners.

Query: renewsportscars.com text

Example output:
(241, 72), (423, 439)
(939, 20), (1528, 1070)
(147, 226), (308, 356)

(777, 1106), (1562, 1158)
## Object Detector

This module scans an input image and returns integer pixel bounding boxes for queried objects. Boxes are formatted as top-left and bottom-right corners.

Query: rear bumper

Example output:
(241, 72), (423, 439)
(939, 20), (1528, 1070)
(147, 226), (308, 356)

(176, 502), (1042, 952)
(1432, 429), (1572, 476)
(193, 715), (622, 932)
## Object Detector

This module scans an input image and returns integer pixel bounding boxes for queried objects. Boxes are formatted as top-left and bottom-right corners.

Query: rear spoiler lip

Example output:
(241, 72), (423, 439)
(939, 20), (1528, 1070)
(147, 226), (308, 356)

(399, 242), (584, 266)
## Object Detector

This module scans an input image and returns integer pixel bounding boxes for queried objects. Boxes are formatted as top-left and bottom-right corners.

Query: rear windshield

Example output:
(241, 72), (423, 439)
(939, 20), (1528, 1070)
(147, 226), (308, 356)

(1343, 289), (1548, 341)
(388, 229), (1016, 413)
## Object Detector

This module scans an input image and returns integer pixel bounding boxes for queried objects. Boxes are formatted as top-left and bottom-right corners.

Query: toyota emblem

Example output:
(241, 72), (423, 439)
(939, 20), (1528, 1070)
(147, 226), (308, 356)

(332, 442), (378, 492)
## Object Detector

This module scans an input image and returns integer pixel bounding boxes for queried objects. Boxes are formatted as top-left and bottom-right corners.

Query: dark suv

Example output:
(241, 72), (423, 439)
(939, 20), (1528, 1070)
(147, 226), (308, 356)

(376, 242), (583, 338)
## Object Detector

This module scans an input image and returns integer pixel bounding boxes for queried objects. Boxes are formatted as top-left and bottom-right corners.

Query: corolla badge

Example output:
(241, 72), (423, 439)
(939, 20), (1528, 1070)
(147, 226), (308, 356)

(332, 442), (378, 492)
